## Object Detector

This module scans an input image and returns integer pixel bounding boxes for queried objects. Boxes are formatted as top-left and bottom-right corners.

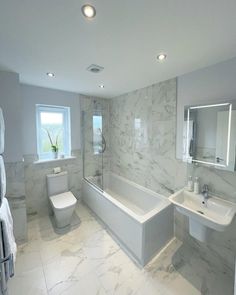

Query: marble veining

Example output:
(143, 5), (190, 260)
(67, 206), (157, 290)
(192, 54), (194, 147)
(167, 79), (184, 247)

(8, 203), (234, 295)
(187, 162), (236, 203)
(109, 78), (186, 196)
(5, 161), (25, 198)
(175, 206), (236, 273)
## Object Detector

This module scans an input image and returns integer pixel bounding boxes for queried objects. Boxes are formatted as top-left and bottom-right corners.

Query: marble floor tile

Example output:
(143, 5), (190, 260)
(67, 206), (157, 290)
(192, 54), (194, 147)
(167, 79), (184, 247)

(48, 271), (106, 295)
(8, 267), (48, 295)
(8, 202), (234, 295)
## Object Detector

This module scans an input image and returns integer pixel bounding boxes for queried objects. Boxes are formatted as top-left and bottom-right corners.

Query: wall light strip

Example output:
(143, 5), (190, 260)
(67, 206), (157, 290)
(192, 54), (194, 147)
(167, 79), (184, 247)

(189, 103), (230, 110)
(186, 108), (190, 160)
(226, 103), (232, 166)
(192, 159), (226, 168)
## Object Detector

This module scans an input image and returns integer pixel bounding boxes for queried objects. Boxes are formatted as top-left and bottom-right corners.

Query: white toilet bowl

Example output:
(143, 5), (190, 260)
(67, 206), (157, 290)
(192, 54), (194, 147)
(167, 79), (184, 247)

(50, 191), (77, 228)
(46, 171), (77, 228)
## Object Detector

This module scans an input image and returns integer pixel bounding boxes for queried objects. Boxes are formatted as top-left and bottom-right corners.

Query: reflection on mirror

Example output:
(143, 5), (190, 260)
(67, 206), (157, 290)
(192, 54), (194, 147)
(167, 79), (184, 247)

(183, 102), (236, 171)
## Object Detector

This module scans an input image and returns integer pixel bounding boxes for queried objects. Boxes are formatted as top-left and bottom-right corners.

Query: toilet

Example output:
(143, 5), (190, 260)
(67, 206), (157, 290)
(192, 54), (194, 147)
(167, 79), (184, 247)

(46, 171), (77, 228)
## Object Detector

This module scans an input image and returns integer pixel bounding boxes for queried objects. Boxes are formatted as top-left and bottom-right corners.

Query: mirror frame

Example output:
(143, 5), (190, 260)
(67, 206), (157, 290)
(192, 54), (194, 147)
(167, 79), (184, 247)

(184, 102), (232, 168)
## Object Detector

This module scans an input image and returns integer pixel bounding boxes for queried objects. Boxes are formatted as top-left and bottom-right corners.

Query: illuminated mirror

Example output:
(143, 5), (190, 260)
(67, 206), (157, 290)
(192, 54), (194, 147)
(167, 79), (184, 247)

(183, 102), (236, 171)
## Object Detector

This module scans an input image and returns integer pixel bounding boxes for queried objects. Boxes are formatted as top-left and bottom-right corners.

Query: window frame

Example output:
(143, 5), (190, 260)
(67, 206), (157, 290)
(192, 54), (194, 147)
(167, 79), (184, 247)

(36, 104), (71, 160)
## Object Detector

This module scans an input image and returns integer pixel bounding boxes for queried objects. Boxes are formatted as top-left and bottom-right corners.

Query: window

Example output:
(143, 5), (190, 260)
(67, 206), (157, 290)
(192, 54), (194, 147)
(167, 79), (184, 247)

(93, 114), (102, 154)
(36, 105), (71, 160)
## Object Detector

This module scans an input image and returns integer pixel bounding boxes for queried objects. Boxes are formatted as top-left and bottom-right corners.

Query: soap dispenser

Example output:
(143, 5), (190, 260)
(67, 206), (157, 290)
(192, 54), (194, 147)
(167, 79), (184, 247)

(187, 176), (193, 192)
(194, 177), (200, 194)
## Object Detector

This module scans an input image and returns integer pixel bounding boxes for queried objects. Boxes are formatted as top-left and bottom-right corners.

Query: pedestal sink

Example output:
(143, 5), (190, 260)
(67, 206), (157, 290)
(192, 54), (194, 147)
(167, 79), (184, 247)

(169, 189), (236, 242)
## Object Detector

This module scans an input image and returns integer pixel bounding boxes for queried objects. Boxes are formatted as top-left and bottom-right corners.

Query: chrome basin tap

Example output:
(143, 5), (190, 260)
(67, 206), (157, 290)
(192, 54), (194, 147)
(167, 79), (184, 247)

(202, 184), (209, 202)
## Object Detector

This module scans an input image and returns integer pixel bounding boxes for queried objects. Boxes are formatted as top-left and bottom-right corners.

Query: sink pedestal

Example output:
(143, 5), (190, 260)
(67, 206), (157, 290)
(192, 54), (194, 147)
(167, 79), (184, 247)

(189, 219), (211, 242)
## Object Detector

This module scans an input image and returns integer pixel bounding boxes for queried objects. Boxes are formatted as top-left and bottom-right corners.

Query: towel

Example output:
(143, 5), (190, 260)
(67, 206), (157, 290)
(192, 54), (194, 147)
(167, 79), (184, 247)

(183, 120), (194, 161)
(0, 155), (6, 207)
(0, 197), (17, 279)
(0, 108), (5, 154)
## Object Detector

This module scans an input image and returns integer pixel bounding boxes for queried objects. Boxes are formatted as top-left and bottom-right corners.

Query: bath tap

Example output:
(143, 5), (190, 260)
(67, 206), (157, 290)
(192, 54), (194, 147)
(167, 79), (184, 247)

(202, 184), (209, 203)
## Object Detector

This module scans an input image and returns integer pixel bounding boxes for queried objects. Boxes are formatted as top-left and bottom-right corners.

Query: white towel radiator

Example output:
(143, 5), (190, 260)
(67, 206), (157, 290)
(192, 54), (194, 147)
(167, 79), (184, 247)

(0, 220), (14, 295)
(0, 107), (14, 294)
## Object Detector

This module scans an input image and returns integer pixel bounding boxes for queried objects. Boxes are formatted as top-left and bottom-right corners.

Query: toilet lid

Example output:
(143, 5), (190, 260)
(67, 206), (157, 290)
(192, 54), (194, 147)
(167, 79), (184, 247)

(50, 191), (77, 210)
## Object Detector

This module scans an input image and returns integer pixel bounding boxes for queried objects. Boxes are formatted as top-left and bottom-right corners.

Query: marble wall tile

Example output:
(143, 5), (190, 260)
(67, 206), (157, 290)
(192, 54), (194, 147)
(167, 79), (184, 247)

(187, 163), (236, 203)
(110, 78), (186, 196)
(174, 209), (236, 272)
(5, 161), (25, 198)
(5, 161), (27, 241)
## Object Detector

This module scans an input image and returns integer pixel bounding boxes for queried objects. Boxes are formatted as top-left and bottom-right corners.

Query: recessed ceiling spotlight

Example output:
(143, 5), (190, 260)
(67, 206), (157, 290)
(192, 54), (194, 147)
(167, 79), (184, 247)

(81, 4), (96, 18)
(47, 72), (55, 78)
(99, 85), (105, 89)
(157, 53), (167, 61)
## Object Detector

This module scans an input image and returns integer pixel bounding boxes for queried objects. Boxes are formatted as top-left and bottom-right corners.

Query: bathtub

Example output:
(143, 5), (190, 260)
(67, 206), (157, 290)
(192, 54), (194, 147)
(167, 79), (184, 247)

(82, 173), (173, 266)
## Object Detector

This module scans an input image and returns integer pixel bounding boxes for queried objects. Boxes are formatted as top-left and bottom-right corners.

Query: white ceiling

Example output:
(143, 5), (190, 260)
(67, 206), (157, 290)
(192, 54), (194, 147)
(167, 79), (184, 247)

(1, 0), (236, 98)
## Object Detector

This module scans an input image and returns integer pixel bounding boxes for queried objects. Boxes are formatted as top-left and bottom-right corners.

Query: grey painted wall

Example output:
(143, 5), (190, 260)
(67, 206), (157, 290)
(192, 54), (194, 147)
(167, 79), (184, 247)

(21, 84), (81, 157)
(176, 56), (236, 159)
(0, 71), (23, 162)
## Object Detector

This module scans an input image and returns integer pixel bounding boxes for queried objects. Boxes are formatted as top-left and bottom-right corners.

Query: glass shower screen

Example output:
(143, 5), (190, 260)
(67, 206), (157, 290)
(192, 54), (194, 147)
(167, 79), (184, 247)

(82, 109), (105, 191)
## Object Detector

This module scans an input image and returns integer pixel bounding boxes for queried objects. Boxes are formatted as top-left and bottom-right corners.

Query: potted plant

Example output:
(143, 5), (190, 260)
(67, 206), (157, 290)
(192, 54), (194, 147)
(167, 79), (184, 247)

(45, 129), (60, 159)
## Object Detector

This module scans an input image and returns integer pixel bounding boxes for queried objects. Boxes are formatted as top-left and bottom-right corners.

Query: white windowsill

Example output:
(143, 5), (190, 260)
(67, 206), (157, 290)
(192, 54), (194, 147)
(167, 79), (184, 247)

(34, 156), (76, 165)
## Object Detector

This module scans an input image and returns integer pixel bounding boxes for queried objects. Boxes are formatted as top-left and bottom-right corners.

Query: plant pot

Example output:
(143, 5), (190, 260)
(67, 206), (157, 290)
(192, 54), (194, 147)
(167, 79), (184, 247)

(52, 151), (58, 159)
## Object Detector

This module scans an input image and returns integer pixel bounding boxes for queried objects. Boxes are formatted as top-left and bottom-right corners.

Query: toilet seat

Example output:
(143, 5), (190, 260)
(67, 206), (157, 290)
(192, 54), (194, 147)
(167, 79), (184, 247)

(49, 191), (77, 210)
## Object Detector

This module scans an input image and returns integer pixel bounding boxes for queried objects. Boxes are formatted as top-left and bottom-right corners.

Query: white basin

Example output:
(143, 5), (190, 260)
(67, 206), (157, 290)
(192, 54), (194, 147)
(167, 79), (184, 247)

(169, 189), (236, 241)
